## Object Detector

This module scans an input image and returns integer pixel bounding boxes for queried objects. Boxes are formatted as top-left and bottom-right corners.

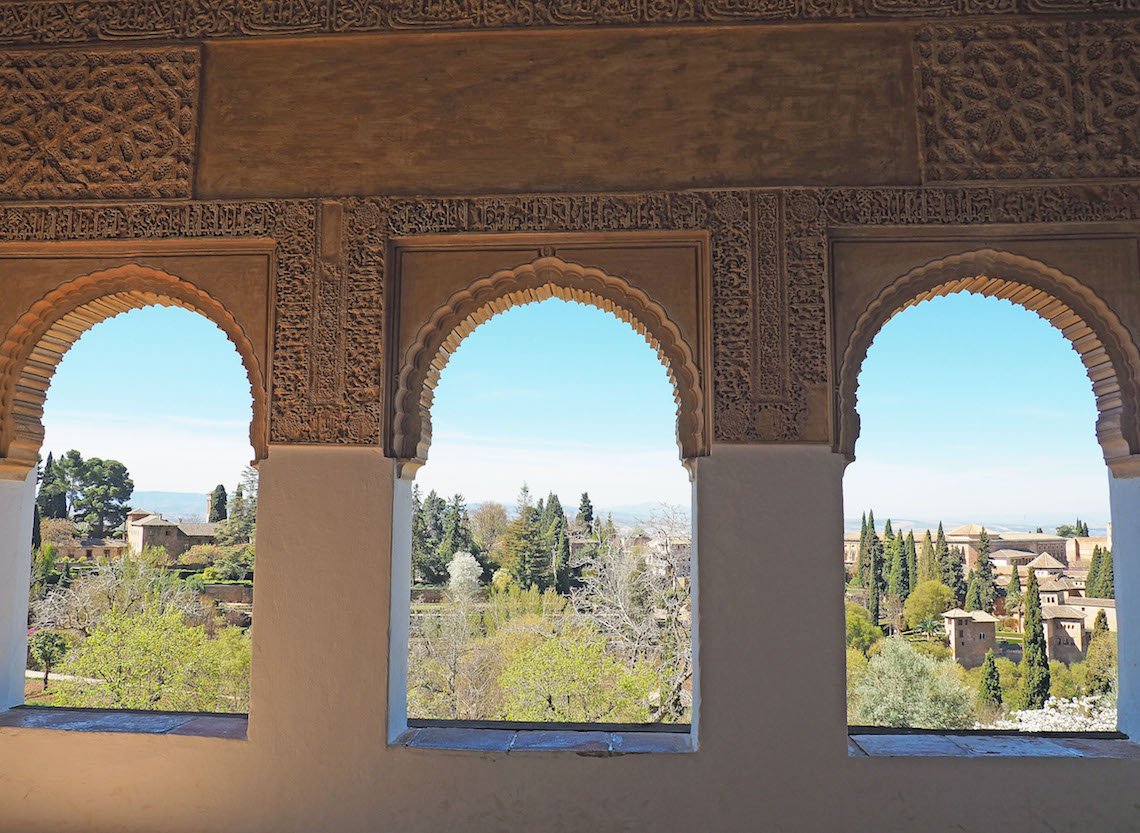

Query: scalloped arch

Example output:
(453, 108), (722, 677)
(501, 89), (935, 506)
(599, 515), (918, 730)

(0, 264), (267, 479)
(837, 249), (1140, 475)
(389, 256), (707, 477)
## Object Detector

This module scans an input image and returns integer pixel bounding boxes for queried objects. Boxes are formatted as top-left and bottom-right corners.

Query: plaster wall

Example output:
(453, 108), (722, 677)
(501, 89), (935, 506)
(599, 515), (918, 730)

(0, 470), (34, 708)
(2, 446), (1140, 831)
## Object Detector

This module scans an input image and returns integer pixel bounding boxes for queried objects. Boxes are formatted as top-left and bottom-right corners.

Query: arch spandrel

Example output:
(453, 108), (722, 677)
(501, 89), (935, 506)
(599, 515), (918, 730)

(837, 249), (1140, 477)
(387, 256), (708, 478)
(0, 264), (268, 480)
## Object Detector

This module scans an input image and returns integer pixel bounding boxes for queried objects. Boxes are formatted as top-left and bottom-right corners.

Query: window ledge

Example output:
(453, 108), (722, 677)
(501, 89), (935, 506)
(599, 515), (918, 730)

(394, 727), (694, 755)
(849, 733), (1140, 758)
(0, 706), (247, 739)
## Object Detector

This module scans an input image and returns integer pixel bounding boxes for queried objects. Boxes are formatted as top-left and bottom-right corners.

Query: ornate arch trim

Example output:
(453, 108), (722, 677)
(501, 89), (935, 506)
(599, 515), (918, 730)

(837, 249), (1140, 475)
(389, 256), (707, 478)
(0, 264), (267, 479)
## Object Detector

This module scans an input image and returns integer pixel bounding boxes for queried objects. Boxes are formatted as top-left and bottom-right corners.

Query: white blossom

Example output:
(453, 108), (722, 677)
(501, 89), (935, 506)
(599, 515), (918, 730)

(446, 551), (481, 596)
(979, 695), (1117, 732)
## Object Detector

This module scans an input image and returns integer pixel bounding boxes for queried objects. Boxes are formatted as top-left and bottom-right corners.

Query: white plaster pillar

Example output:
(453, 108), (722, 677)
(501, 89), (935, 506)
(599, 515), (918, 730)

(0, 469), (36, 710)
(1109, 472), (1140, 737)
(388, 474), (412, 742)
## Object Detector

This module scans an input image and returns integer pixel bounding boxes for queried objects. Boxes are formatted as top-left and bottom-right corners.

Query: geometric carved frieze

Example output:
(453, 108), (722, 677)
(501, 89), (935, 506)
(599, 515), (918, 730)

(0, 48), (200, 199)
(0, 0), (1138, 43)
(916, 22), (1140, 182)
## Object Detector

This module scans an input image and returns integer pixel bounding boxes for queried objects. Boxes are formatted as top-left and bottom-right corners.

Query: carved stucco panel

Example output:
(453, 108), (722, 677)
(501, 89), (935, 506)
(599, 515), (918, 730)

(0, 47), (200, 199)
(916, 21), (1140, 182)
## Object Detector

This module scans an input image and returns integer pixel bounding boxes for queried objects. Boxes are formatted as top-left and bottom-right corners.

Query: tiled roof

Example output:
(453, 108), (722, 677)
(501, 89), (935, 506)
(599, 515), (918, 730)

(177, 522), (220, 537)
(950, 523), (986, 536)
(1042, 605), (1085, 620)
(1029, 553), (1066, 569)
(991, 549), (1035, 560)
(137, 515), (177, 526)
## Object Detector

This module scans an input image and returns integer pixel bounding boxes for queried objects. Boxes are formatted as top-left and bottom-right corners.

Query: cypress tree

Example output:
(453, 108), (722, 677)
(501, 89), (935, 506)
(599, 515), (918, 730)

(1091, 609), (1109, 643)
(208, 484), (228, 522)
(1021, 568), (1050, 709)
(918, 530), (937, 584)
(1100, 549), (1114, 599)
(31, 502), (41, 551)
(965, 576), (981, 611)
(868, 531), (882, 626)
(883, 518), (894, 543)
(939, 526), (965, 605)
(905, 531), (918, 598)
(1088, 545), (1103, 598)
(855, 512), (870, 588)
(979, 650), (1002, 707)
(887, 534), (908, 603)
(975, 528), (996, 612)
(554, 519), (571, 594)
(37, 452), (68, 520)
(576, 492), (594, 530)
(1036, 526), (1043, 534)
(1007, 565), (1022, 617)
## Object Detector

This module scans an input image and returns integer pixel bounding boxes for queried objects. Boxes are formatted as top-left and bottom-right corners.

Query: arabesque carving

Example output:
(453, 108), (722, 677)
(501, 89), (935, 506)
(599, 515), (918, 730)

(837, 249), (1140, 473)
(389, 256), (707, 475)
(916, 21), (1140, 182)
(0, 264), (266, 478)
(0, 0), (1136, 43)
(0, 47), (200, 199)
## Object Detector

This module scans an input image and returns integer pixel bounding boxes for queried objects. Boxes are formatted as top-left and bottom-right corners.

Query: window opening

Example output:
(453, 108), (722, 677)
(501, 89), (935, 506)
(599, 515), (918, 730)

(844, 293), (1116, 732)
(25, 306), (255, 714)
(403, 297), (693, 727)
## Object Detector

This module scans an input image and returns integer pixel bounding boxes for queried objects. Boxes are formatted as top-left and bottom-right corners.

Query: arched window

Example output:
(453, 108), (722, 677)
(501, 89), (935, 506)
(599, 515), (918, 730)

(3, 266), (263, 715)
(842, 253), (1124, 733)
(387, 258), (700, 743)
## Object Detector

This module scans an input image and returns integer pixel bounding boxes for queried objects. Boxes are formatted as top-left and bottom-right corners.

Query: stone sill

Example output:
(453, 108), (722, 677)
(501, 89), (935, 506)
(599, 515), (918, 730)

(0, 706), (247, 739)
(394, 726), (694, 754)
(849, 732), (1140, 758)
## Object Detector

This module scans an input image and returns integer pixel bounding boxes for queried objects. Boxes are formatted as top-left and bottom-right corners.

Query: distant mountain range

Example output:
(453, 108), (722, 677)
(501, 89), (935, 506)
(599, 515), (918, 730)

(130, 490), (212, 521)
(842, 517), (1109, 538)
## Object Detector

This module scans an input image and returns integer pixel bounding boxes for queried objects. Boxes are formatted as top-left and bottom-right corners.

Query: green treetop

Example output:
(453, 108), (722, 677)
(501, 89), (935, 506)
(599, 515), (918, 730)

(887, 533), (909, 603)
(1087, 545), (1104, 598)
(1007, 565), (1022, 616)
(883, 518), (893, 543)
(208, 484), (228, 522)
(576, 492), (594, 530)
(1021, 568), (1051, 709)
(905, 531), (917, 599)
(1100, 549), (1115, 599)
(37, 452), (68, 520)
(1091, 609), (1110, 644)
(868, 531), (883, 626)
(964, 576), (981, 612)
(917, 529), (937, 584)
(975, 528), (996, 612)
(978, 649), (1002, 707)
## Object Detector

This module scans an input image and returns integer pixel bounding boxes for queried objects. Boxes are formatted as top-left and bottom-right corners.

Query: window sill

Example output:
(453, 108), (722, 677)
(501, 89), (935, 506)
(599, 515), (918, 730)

(0, 706), (247, 739)
(394, 727), (694, 755)
(849, 731), (1140, 758)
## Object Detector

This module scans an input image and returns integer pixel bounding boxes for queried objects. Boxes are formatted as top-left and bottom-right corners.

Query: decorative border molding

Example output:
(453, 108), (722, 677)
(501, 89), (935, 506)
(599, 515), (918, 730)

(0, 264), (267, 478)
(388, 256), (707, 475)
(0, 183), (1137, 461)
(0, 0), (1137, 43)
(836, 249), (1140, 468)
(0, 47), (200, 199)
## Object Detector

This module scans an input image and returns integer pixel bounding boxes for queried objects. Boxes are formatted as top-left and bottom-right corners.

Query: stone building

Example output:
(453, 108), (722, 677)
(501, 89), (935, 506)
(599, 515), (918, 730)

(125, 510), (221, 559)
(2, 5), (1140, 832)
(943, 608), (998, 669)
(1042, 606), (1089, 664)
(54, 537), (129, 561)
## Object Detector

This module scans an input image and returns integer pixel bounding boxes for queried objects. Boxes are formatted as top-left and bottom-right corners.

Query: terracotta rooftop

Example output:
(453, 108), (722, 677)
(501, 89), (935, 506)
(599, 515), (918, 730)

(1028, 553), (1066, 570)
(949, 523), (986, 536)
(1042, 605), (1085, 620)
(990, 548), (1036, 560)
(943, 608), (998, 622)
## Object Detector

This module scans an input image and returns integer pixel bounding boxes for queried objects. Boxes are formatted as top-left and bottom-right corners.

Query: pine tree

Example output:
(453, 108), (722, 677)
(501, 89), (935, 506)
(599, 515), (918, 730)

(905, 531), (917, 599)
(501, 506), (547, 590)
(975, 528), (996, 612)
(1100, 549), (1114, 599)
(1088, 545), (1104, 598)
(1021, 568), (1050, 709)
(979, 650), (1002, 707)
(435, 494), (478, 572)
(208, 484), (228, 522)
(1091, 609), (1109, 643)
(576, 492), (594, 530)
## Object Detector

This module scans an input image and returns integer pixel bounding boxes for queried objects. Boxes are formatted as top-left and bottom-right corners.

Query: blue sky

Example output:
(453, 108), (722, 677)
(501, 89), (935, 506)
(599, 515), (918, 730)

(39, 292), (1109, 527)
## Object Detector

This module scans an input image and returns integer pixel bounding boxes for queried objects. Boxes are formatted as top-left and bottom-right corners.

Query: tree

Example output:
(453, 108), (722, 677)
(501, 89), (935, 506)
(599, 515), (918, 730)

(576, 492), (595, 531)
(29, 542), (57, 603)
(849, 637), (974, 729)
(31, 502), (41, 551)
(208, 485), (228, 522)
(938, 524), (965, 605)
(905, 531), (918, 599)
(903, 580), (953, 630)
(975, 528), (996, 612)
(917, 529), (937, 584)
(978, 649), (1002, 707)
(1088, 545), (1104, 597)
(886, 532), (909, 604)
(1056, 523), (1079, 538)
(854, 512), (868, 587)
(28, 630), (68, 691)
(845, 602), (882, 654)
(470, 502), (509, 552)
(1085, 632), (1117, 696)
(500, 505), (547, 590)
(1100, 549), (1115, 599)
(868, 530), (883, 626)
(36, 452), (68, 520)
(498, 625), (656, 723)
(1092, 609), (1109, 644)
(220, 466), (258, 544)
(436, 494), (478, 573)
(965, 577), (981, 612)
(1021, 568), (1050, 709)
(447, 551), (482, 597)
(1007, 565), (1023, 619)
